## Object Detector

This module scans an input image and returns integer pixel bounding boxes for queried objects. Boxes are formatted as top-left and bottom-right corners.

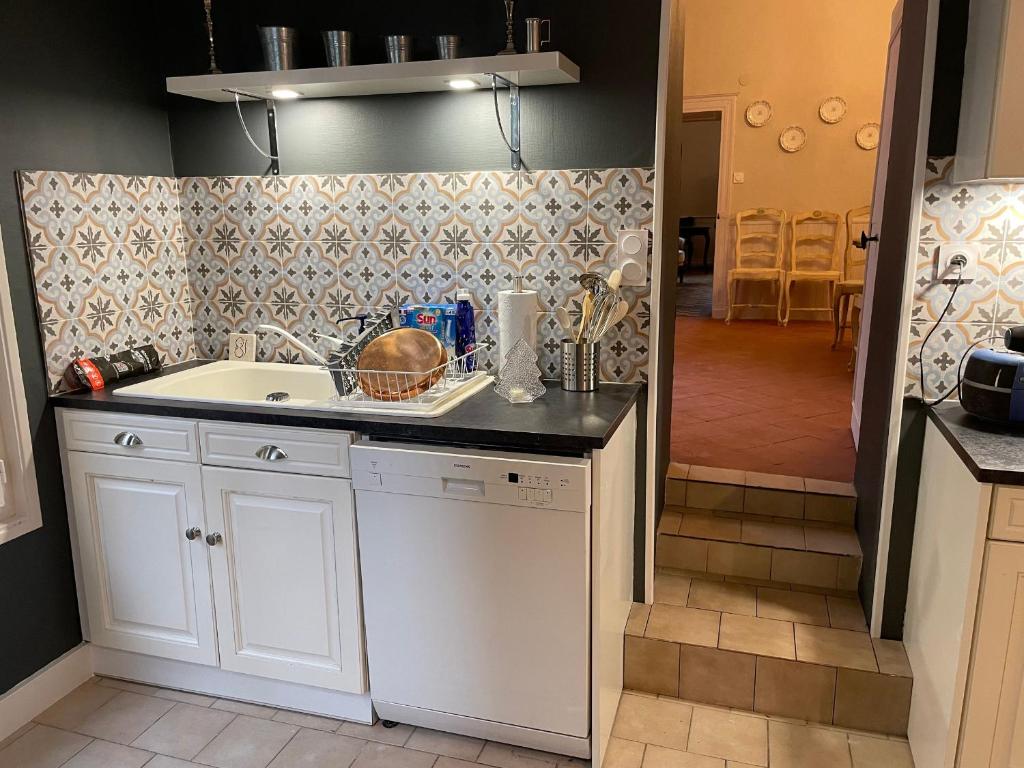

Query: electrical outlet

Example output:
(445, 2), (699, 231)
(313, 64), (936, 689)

(228, 333), (257, 361)
(935, 242), (979, 282)
(733, 171), (745, 184)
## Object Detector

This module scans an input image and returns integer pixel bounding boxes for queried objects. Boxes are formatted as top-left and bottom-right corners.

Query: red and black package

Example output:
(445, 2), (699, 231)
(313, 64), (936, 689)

(62, 345), (162, 392)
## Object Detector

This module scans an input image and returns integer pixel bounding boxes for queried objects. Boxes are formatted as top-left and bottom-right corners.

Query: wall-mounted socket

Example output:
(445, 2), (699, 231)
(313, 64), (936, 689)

(228, 333), (257, 362)
(614, 229), (650, 286)
(935, 242), (980, 282)
(733, 171), (745, 184)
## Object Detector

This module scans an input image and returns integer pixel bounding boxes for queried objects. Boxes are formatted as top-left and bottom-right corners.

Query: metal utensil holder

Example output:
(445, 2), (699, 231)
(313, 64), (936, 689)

(561, 340), (599, 392)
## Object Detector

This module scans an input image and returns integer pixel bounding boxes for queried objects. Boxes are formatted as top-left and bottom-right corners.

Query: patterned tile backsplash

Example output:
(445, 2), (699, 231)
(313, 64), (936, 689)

(907, 157), (1024, 399)
(20, 168), (654, 393)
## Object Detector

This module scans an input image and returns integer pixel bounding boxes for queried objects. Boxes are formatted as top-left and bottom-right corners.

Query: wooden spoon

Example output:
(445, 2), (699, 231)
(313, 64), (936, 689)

(577, 293), (593, 343)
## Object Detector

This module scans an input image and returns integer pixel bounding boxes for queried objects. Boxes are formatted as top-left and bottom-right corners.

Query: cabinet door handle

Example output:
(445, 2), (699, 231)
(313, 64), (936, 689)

(255, 444), (288, 461)
(113, 431), (144, 448)
(185, 526), (202, 541)
(206, 532), (223, 546)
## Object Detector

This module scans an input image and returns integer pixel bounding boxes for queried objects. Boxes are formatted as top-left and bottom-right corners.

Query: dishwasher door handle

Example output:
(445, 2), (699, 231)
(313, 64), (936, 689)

(442, 478), (486, 497)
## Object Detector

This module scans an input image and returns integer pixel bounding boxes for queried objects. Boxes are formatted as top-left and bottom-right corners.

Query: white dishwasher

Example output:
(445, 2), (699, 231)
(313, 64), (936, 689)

(351, 440), (592, 757)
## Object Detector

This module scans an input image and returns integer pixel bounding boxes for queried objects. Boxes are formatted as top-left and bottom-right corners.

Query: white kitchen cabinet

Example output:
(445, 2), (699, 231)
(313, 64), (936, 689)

(67, 451), (217, 666)
(201, 466), (366, 694)
(954, 0), (1024, 181)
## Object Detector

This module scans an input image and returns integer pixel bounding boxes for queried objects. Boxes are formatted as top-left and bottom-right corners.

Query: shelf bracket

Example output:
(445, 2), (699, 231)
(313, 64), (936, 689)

(489, 74), (521, 171)
(265, 100), (280, 176)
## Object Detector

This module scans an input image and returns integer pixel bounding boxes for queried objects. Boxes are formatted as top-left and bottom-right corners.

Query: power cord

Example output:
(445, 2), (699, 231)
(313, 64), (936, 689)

(234, 92), (279, 160)
(919, 258), (965, 405)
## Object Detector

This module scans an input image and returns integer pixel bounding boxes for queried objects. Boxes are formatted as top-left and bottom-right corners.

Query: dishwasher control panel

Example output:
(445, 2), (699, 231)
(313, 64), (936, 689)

(351, 441), (591, 513)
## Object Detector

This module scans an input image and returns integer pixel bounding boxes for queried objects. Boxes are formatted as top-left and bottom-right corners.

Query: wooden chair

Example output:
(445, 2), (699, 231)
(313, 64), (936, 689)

(782, 210), (843, 326)
(832, 205), (871, 349)
(726, 208), (786, 324)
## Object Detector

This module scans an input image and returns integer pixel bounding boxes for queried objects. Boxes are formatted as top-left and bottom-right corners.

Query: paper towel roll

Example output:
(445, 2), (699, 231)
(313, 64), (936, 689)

(497, 289), (538, 366)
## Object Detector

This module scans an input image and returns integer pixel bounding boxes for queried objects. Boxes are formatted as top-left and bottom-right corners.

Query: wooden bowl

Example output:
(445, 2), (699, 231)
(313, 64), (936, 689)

(356, 328), (447, 401)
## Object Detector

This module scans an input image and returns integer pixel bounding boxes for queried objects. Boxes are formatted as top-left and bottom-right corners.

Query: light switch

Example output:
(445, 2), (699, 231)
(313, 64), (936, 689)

(733, 172), (745, 184)
(614, 229), (650, 286)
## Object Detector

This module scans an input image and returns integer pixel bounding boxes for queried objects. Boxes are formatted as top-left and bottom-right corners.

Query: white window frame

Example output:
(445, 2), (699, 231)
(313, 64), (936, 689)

(0, 226), (42, 544)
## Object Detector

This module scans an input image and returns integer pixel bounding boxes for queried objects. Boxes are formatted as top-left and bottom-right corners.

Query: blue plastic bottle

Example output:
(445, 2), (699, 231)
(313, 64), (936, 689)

(455, 291), (477, 372)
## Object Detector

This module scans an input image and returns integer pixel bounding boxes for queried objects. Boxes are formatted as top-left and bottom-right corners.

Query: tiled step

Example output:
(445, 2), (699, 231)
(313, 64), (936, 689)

(623, 574), (913, 736)
(657, 509), (862, 591)
(667, 463), (856, 525)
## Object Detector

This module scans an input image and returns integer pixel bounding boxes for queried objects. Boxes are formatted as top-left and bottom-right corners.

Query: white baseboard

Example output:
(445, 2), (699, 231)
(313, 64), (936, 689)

(0, 644), (93, 742)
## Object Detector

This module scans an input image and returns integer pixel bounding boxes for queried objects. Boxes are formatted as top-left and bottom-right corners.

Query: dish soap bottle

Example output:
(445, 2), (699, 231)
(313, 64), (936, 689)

(455, 291), (477, 372)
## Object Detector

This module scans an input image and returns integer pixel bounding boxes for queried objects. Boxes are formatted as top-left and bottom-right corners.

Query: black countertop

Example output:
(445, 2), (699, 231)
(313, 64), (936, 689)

(52, 361), (642, 454)
(928, 403), (1024, 484)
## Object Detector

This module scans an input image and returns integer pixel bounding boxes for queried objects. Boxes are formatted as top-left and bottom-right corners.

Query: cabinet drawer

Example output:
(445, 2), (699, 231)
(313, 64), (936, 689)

(991, 486), (1024, 542)
(61, 410), (199, 462)
(199, 422), (352, 477)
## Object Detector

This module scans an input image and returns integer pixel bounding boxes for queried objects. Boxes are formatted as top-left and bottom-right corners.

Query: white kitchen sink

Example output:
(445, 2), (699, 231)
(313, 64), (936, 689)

(113, 360), (492, 417)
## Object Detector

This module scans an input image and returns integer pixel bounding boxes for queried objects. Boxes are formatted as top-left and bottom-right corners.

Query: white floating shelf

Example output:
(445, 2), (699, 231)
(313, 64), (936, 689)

(167, 51), (580, 102)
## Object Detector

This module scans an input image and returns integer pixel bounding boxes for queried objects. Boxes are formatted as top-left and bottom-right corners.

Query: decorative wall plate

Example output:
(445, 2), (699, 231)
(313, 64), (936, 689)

(745, 100), (773, 128)
(819, 96), (847, 124)
(856, 122), (881, 150)
(779, 125), (807, 153)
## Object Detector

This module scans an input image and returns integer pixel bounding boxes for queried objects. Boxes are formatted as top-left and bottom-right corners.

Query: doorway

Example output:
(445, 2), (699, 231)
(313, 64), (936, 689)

(677, 110), (722, 318)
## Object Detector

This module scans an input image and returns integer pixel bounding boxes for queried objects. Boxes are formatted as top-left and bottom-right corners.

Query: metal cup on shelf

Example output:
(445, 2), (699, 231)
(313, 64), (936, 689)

(258, 26), (298, 70)
(525, 18), (551, 53)
(323, 30), (353, 66)
(434, 35), (461, 59)
(561, 340), (599, 392)
(385, 34), (413, 63)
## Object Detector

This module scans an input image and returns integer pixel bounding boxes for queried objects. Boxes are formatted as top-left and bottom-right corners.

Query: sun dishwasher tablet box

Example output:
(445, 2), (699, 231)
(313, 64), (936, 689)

(399, 304), (458, 357)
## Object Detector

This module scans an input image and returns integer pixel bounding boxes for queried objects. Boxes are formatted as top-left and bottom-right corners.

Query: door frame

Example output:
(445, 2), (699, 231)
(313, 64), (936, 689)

(682, 94), (736, 311)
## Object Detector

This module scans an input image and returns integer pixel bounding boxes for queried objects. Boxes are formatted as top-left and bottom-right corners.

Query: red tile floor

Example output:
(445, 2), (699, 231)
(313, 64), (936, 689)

(670, 316), (856, 482)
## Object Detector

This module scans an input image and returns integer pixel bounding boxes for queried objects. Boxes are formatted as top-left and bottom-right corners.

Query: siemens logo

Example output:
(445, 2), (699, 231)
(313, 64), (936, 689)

(453, 463), (472, 469)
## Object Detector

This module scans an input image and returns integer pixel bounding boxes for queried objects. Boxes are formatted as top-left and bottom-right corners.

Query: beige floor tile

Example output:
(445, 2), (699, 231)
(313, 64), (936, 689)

(847, 735), (914, 767)
(826, 596), (867, 631)
(767, 720), (851, 768)
(0, 722), (34, 752)
(668, 462), (690, 480)
(435, 759), (485, 768)
(679, 646), (755, 710)
(804, 527), (862, 556)
(194, 714), (299, 768)
(795, 625), (878, 672)
(744, 472), (804, 492)
(0, 723), (91, 768)
(666, 480), (688, 506)
(477, 741), (568, 768)
(740, 521), (804, 550)
(625, 636), (680, 697)
(646, 604), (721, 647)
(804, 494), (856, 526)
(743, 489), (803, 520)
(833, 670), (912, 736)
(271, 710), (342, 732)
(686, 707), (767, 766)
(689, 466), (745, 485)
(62, 739), (153, 768)
(679, 514), (742, 542)
(642, 744), (725, 767)
(405, 728), (483, 761)
(658, 536), (709, 572)
(872, 639), (912, 677)
(753, 657), (836, 724)
(211, 699), (278, 720)
(96, 679), (162, 696)
(34, 680), (119, 731)
(718, 614), (795, 660)
(267, 729), (367, 768)
(804, 479), (855, 497)
(707, 543), (772, 580)
(686, 482), (744, 513)
(151, 688), (218, 707)
(837, 557), (862, 591)
(75, 691), (175, 745)
(147, 756), (202, 768)
(756, 588), (829, 626)
(627, 603), (653, 636)
(338, 720), (414, 747)
(659, 511), (683, 535)
(351, 742), (438, 768)
(604, 738), (645, 768)
(132, 702), (235, 759)
(655, 573), (692, 606)
(687, 580), (756, 616)
(611, 694), (693, 751)
(770, 550), (838, 589)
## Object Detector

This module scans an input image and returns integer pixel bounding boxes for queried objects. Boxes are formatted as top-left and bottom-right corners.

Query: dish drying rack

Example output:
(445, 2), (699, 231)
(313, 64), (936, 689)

(324, 311), (493, 417)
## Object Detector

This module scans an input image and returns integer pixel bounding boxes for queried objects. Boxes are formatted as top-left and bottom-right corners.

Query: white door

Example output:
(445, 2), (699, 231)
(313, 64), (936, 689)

(201, 466), (365, 693)
(68, 452), (217, 665)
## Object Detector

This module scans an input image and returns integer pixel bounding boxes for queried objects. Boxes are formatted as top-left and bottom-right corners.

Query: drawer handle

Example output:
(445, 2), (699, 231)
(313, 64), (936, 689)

(206, 532), (223, 546)
(255, 444), (288, 462)
(113, 431), (144, 448)
(185, 527), (202, 541)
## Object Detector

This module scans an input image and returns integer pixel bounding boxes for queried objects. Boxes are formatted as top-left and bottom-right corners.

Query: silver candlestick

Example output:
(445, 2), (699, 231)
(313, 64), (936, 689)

(203, 0), (221, 74)
(497, 0), (517, 55)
